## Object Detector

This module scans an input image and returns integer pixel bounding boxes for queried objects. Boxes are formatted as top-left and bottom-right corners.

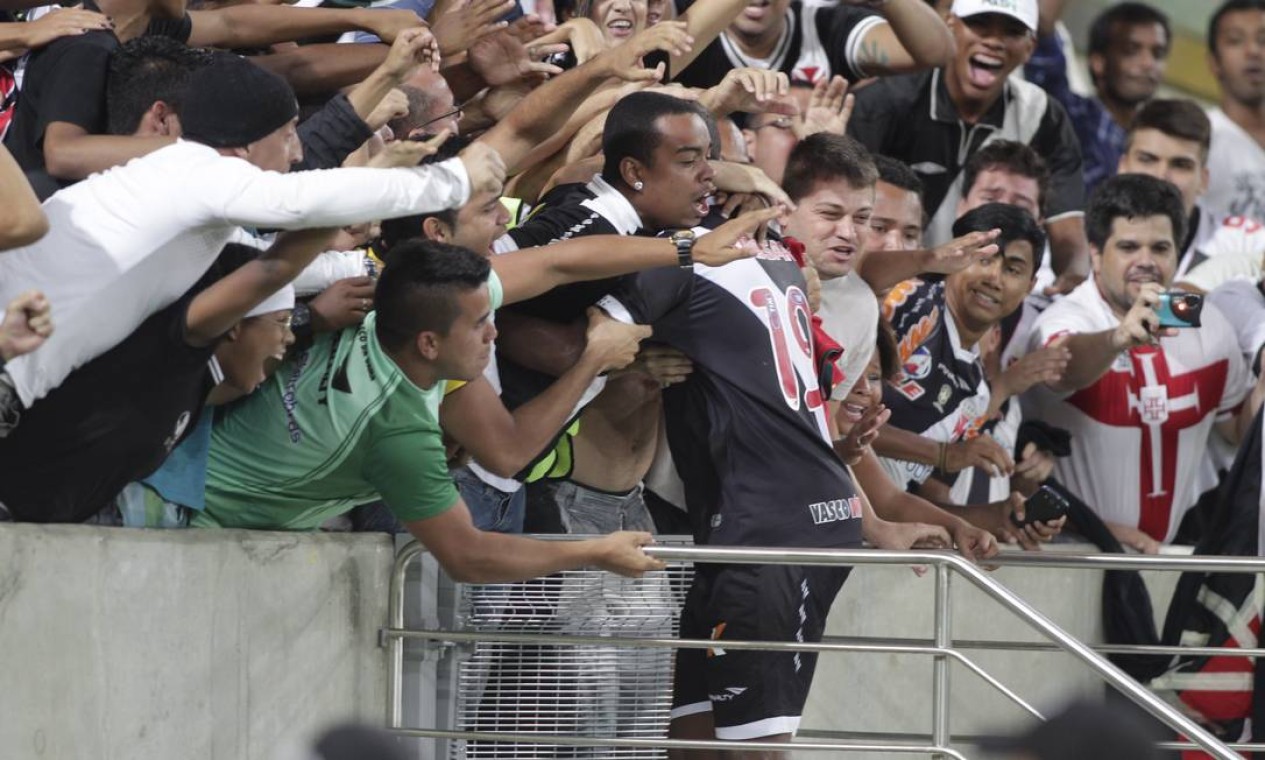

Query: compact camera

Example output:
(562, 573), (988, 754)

(1154, 291), (1204, 329)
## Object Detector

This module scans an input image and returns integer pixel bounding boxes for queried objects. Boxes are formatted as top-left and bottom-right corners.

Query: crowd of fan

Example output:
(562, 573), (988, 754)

(3, 0), (1265, 750)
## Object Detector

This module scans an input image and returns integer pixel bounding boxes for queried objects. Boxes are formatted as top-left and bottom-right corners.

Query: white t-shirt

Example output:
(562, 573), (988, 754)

(815, 271), (878, 396)
(0, 140), (470, 407)
(1178, 206), (1265, 292)
(1204, 108), (1265, 223)
(1209, 278), (1265, 369)
(1024, 279), (1249, 542)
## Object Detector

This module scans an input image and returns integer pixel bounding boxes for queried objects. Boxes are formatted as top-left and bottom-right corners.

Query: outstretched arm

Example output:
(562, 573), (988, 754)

(851, 0), (954, 76)
(185, 228), (338, 347)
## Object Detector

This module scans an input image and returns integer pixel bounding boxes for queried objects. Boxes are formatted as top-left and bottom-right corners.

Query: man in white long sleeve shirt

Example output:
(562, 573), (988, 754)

(0, 51), (503, 433)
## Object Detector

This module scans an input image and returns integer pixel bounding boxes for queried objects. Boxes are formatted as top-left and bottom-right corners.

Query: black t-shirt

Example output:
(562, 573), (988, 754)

(3, 10), (192, 192)
(600, 240), (864, 549)
(0, 292), (215, 522)
(674, 1), (880, 89)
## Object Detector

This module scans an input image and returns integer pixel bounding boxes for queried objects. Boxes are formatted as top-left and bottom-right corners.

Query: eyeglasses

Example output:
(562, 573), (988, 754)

(416, 104), (466, 133)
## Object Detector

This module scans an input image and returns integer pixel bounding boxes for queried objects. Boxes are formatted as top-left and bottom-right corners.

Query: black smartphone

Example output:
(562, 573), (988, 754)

(1011, 485), (1069, 528)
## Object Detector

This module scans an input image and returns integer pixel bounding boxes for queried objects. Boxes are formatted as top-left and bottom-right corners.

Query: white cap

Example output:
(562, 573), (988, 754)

(245, 284), (296, 319)
(950, 0), (1038, 33)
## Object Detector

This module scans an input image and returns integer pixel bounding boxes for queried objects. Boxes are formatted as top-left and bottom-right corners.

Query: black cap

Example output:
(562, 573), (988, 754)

(181, 52), (298, 148)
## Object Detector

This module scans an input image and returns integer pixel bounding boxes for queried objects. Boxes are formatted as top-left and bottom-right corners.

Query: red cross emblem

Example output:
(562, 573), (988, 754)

(1066, 346), (1229, 541)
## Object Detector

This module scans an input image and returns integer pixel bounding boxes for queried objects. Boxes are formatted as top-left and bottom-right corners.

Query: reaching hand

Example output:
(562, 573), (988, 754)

(633, 345), (694, 387)
(533, 17), (606, 64)
(942, 434), (1014, 477)
(310, 277), (376, 333)
(692, 206), (785, 267)
(704, 67), (795, 116)
(379, 27), (442, 81)
(923, 228), (1001, 275)
(429, 0), (515, 57)
(458, 141), (508, 195)
(593, 531), (666, 577)
(793, 75), (854, 139)
(996, 338), (1070, 398)
(601, 20), (694, 82)
(366, 131), (452, 168)
(710, 161), (794, 210)
(470, 26), (566, 86)
(0, 290), (53, 361)
(583, 307), (653, 372)
(834, 403), (891, 466)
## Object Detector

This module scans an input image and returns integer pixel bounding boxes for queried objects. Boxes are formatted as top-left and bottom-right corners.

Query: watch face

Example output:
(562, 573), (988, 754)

(671, 230), (696, 243)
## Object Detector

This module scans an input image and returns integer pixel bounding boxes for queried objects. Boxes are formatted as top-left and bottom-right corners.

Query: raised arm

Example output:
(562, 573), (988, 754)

(185, 228), (337, 347)
(854, 229), (999, 295)
(671, 0), (748, 77)
(851, 0), (954, 76)
(479, 21), (695, 174)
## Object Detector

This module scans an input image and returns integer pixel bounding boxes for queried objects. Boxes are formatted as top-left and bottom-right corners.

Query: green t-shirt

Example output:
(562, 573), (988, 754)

(199, 272), (504, 530)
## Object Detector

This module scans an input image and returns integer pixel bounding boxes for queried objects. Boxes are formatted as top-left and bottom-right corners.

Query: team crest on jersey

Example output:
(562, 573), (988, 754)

(903, 346), (933, 380)
(1139, 386), (1170, 425)
(893, 376), (925, 401)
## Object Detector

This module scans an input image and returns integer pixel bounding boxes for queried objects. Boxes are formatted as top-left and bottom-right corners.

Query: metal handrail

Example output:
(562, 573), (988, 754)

(384, 541), (1242, 759)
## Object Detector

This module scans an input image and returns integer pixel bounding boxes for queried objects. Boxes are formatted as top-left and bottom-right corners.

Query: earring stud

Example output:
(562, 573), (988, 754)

(633, 181), (644, 191)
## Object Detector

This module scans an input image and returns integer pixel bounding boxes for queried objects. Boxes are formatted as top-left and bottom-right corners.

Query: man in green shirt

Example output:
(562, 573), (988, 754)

(202, 209), (775, 581)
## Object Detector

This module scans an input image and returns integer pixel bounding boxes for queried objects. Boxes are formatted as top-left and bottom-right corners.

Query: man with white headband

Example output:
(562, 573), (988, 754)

(0, 230), (333, 524)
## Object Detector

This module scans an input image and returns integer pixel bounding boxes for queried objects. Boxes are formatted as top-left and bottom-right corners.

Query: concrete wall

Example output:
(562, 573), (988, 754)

(0, 525), (395, 760)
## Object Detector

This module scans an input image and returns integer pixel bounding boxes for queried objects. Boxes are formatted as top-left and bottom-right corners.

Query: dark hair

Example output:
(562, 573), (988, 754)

(961, 140), (1050, 214)
(106, 36), (213, 136)
(1127, 98), (1212, 159)
(782, 133), (878, 203)
(952, 202), (1047, 273)
(377, 135), (472, 254)
(1210, 0), (1265, 55)
(1087, 3), (1170, 60)
(1086, 174), (1186, 250)
(875, 317), (899, 381)
(873, 154), (924, 195)
(601, 92), (705, 184)
(374, 241), (491, 351)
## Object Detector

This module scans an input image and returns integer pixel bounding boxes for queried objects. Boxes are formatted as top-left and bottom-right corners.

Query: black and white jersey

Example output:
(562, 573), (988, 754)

(877, 278), (991, 490)
(494, 174), (644, 324)
(674, 1), (883, 89)
(599, 240), (864, 549)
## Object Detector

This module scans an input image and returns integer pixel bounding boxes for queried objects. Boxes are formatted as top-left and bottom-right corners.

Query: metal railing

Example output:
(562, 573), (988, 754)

(383, 542), (1255, 759)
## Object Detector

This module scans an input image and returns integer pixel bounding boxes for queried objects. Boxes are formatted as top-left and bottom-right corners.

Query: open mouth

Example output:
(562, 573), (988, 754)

(828, 245), (855, 264)
(607, 18), (634, 36)
(840, 401), (868, 423)
(971, 288), (1001, 310)
(693, 194), (711, 218)
(967, 53), (1005, 89)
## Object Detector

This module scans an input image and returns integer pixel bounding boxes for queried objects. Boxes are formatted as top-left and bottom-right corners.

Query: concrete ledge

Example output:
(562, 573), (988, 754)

(0, 524), (395, 760)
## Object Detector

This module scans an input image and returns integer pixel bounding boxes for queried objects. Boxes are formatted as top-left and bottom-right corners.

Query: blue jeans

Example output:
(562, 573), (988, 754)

(351, 467), (525, 535)
(453, 466), (526, 534)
